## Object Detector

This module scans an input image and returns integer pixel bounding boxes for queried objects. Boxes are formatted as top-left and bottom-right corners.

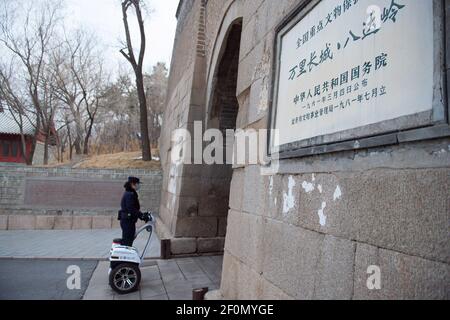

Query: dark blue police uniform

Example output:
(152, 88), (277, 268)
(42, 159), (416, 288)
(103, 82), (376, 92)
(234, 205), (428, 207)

(119, 177), (143, 247)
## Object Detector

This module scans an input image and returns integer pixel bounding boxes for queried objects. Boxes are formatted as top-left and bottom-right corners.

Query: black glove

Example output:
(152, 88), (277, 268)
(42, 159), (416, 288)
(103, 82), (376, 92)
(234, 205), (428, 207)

(140, 211), (151, 223)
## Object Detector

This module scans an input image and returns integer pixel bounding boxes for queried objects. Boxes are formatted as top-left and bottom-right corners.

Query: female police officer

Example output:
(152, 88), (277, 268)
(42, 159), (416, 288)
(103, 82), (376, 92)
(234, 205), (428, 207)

(119, 176), (145, 247)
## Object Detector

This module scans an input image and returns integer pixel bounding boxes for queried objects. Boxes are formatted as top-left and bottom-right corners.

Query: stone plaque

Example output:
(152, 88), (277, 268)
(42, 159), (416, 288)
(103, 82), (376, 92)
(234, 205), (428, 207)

(271, 0), (436, 151)
(24, 178), (124, 209)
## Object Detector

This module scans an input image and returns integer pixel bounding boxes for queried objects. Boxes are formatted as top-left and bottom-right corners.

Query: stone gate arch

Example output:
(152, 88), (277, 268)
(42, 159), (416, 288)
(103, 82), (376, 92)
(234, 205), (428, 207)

(157, 0), (244, 257)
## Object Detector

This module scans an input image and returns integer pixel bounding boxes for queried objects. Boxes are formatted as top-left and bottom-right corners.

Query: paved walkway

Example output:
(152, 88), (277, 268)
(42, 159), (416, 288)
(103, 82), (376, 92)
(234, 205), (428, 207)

(83, 256), (223, 300)
(0, 229), (160, 259)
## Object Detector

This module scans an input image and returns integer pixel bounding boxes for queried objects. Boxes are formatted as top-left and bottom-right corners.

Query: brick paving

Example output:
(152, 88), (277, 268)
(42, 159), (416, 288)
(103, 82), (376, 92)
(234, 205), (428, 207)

(0, 228), (160, 259)
(83, 256), (223, 300)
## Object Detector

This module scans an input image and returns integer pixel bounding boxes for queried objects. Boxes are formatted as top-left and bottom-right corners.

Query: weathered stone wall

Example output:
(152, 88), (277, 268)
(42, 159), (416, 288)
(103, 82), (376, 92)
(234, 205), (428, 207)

(221, 0), (450, 300)
(0, 165), (162, 230)
(204, 0), (235, 66)
(160, 0), (450, 299)
(158, 0), (230, 255)
(158, 0), (195, 245)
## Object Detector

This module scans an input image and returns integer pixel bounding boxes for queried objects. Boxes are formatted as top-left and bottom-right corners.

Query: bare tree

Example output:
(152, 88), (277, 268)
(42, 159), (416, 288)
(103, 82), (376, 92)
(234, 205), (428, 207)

(79, 64), (105, 155)
(1, 0), (163, 163)
(51, 31), (85, 155)
(39, 67), (59, 164)
(55, 117), (70, 162)
(91, 73), (138, 154)
(51, 30), (106, 155)
(0, 0), (62, 164)
(120, 0), (152, 161)
(145, 62), (167, 146)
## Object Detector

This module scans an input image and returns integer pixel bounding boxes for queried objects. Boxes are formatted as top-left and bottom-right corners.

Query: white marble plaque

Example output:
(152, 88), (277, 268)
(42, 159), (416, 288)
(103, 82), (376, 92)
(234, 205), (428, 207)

(272, 0), (434, 147)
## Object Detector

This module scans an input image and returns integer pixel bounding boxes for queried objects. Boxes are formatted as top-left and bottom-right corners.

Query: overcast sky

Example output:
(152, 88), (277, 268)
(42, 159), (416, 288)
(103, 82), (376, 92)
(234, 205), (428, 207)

(64, 0), (179, 75)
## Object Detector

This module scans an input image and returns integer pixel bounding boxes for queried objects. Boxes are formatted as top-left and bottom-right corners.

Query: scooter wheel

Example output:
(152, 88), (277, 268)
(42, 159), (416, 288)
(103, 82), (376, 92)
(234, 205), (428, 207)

(109, 263), (141, 294)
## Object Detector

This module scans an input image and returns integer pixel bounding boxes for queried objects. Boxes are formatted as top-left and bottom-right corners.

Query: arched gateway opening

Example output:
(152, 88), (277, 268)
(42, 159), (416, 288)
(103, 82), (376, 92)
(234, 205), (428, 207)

(203, 19), (242, 249)
(163, 16), (244, 259)
(208, 21), (242, 133)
